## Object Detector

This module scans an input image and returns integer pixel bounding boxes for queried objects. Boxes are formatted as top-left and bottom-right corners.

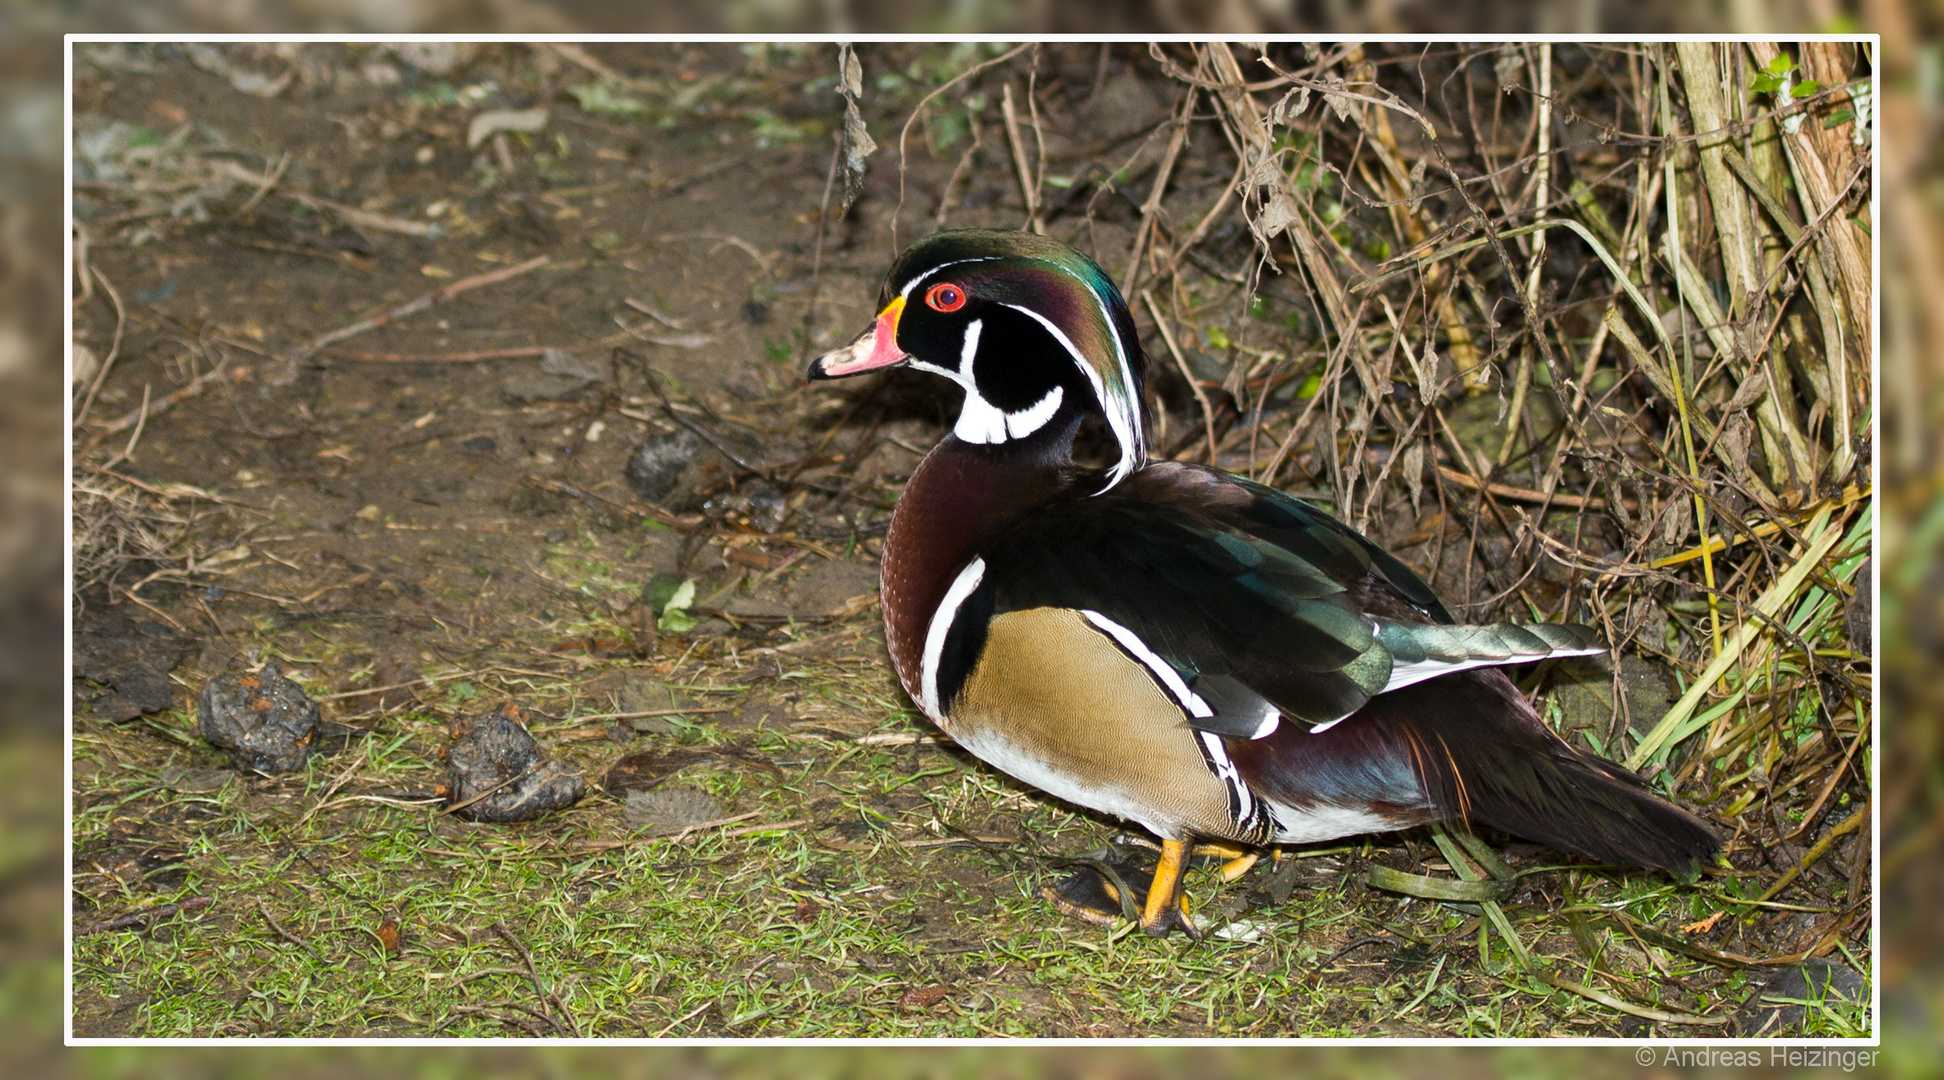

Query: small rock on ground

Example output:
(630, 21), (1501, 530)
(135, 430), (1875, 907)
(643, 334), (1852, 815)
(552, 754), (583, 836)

(444, 702), (585, 822)
(197, 662), (321, 773)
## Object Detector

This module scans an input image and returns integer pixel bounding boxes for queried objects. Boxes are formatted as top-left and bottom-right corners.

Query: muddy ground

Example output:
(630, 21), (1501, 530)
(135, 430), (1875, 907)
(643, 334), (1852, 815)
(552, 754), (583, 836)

(68, 42), (1869, 1039)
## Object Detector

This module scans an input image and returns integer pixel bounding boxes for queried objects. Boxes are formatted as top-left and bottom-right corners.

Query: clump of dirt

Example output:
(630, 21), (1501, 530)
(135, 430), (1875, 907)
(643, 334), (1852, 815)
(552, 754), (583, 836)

(443, 703), (585, 822)
(624, 429), (702, 502)
(195, 661), (321, 773)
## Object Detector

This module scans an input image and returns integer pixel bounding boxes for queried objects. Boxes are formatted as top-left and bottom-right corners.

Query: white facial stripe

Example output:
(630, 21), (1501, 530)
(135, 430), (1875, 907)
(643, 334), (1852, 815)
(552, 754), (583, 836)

(949, 319), (1005, 444)
(1080, 611), (1211, 719)
(1005, 385), (1063, 439)
(957, 317), (983, 377)
(999, 302), (1141, 490)
(920, 557), (987, 720)
(898, 256), (1003, 301)
(906, 359), (961, 382)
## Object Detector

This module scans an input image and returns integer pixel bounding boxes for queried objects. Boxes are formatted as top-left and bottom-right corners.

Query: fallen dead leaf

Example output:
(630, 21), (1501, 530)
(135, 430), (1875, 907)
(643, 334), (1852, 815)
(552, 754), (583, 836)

(898, 985), (951, 1011)
(1682, 911), (1726, 934)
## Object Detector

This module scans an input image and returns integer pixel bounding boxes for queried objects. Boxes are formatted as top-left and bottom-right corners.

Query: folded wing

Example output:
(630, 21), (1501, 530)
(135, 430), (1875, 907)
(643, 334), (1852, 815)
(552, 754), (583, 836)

(965, 463), (1601, 738)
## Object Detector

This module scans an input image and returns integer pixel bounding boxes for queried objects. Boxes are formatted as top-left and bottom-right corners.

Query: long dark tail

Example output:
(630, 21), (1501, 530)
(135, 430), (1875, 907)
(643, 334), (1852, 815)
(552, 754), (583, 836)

(1236, 668), (1720, 874)
(1400, 668), (1719, 873)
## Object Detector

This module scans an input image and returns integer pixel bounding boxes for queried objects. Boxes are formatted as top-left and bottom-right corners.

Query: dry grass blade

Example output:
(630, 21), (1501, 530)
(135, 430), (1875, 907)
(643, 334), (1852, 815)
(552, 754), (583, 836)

(1626, 504), (1853, 770)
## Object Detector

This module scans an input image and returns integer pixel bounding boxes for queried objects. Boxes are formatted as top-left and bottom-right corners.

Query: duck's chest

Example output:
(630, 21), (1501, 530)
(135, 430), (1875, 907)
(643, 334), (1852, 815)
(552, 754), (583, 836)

(877, 440), (1061, 703)
(945, 606), (1260, 842)
(874, 446), (1261, 844)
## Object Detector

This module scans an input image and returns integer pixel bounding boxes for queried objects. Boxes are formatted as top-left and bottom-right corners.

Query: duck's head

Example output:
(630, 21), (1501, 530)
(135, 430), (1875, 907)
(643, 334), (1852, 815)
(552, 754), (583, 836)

(809, 229), (1149, 488)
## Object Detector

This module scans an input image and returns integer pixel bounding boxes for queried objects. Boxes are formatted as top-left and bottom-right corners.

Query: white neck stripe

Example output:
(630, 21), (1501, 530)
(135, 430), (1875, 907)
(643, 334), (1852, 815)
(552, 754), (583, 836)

(1005, 384), (1064, 439)
(999, 301), (1141, 490)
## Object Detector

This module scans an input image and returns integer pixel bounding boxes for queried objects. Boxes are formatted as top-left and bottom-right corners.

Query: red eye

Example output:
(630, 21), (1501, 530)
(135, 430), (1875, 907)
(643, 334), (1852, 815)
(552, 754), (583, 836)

(925, 283), (966, 313)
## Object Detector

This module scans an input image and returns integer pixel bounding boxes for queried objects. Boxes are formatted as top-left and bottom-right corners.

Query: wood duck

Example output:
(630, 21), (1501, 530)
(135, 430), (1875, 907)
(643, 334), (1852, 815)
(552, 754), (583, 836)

(808, 229), (1718, 937)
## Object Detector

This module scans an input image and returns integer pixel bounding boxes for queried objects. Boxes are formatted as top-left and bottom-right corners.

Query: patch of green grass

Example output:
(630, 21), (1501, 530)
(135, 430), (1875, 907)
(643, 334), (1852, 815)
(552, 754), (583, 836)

(69, 608), (1867, 1039)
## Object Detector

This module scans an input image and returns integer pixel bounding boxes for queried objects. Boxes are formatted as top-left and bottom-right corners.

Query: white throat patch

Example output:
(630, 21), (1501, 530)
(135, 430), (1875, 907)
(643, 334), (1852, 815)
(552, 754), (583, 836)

(908, 317), (1068, 446)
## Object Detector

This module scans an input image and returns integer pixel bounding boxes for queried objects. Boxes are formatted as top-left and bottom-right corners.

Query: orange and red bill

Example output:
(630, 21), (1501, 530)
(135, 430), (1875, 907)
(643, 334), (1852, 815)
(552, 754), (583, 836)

(808, 296), (907, 379)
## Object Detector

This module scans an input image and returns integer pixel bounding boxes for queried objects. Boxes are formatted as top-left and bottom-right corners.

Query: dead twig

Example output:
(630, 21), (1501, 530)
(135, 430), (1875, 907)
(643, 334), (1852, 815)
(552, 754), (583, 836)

(320, 346), (549, 363)
(437, 1002), (554, 1036)
(291, 193), (440, 238)
(565, 706), (734, 724)
(76, 895), (212, 936)
(622, 297), (691, 332)
(800, 132), (843, 363)
(654, 1000), (714, 1038)
(73, 266), (127, 428)
(1756, 806), (1868, 904)
(1140, 290), (1219, 465)
(493, 920), (581, 1038)
(1123, 87), (1197, 293)
(96, 384), (151, 472)
(315, 676), (434, 702)
(297, 743), (372, 828)
(655, 232), (771, 272)
(549, 42), (654, 91)
(933, 106), (986, 226)
(563, 811), (811, 851)
(234, 149), (291, 216)
(1000, 82), (1043, 234)
(256, 897), (325, 962)
(298, 255), (552, 359)
(87, 363), (250, 444)
(893, 43), (1036, 250)
(1435, 465), (1615, 511)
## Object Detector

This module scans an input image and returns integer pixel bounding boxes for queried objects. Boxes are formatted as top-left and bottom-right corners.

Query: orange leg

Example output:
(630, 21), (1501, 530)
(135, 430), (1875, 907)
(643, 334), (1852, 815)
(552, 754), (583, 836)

(1215, 851), (1260, 883)
(1187, 840), (1261, 883)
(1139, 837), (1200, 938)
